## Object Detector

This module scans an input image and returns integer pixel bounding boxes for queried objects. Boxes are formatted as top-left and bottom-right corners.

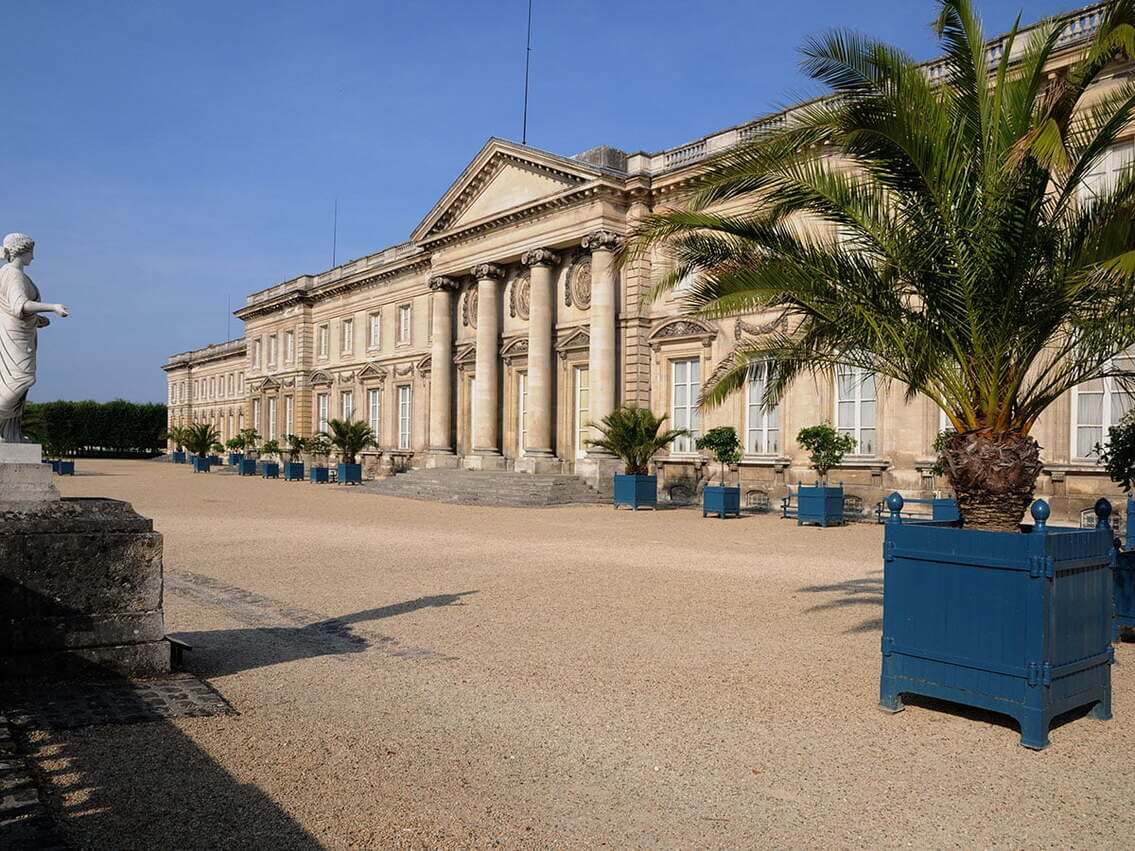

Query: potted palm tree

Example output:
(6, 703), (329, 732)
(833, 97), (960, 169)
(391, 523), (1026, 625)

(626, 0), (1135, 747)
(283, 433), (306, 481)
(225, 436), (244, 467)
(208, 442), (224, 467)
(184, 422), (219, 473)
(260, 439), (281, 479)
(168, 426), (187, 464)
(793, 424), (856, 527)
(1098, 414), (1135, 639)
(325, 418), (375, 485)
(696, 426), (742, 518)
(588, 405), (687, 510)
(237, 428), (260, 476)
(307, 432), (332, 484)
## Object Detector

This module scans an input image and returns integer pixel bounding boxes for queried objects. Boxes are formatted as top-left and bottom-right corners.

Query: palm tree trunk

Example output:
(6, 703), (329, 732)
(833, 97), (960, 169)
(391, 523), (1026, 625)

(941, 431), (1043, 532)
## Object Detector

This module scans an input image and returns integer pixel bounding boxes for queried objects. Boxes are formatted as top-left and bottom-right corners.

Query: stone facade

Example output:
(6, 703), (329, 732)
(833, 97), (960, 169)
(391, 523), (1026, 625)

(163, 5), (1127, 516)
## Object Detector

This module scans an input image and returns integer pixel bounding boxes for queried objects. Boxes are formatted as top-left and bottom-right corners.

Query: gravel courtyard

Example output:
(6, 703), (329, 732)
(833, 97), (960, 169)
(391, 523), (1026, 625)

(36, 460), (1135, 847)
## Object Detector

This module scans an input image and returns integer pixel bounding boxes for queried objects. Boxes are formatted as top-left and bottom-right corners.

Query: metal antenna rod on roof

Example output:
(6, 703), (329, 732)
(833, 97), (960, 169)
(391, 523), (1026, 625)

(331, 197), (338, 267)
(522, 0), (533, 145)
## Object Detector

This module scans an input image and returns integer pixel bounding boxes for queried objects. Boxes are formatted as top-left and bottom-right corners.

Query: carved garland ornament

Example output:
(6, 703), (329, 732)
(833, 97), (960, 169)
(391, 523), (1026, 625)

(509, 274), (530, 320)
(463, 287), (478, 329)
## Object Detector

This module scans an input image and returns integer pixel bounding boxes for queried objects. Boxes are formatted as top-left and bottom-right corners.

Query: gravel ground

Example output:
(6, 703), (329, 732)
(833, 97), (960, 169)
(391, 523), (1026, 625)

(31, 459), (1135, 848)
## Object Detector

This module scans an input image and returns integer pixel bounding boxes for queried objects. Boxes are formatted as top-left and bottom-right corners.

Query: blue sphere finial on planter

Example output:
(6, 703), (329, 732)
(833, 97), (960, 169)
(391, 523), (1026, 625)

(1095, 497), (1113, 530)
(1030, 499), (1050, 533)
(885, 491), (904, 524)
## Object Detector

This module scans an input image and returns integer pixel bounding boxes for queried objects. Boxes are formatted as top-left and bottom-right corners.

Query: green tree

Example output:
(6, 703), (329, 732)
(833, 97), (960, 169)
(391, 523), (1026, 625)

(586, 405), (688, 476)
(183, 422), (220, 459)
(323, 419), (375, 465)
(1099, 412), (1135, 492)
(696, 426), (743, 485)
(796, 424), (857, 484)
(307, 432), (332, 465)
(261, 439), (281, 460)
(627, 0), (1135, 529)
(284, 433), (307, 462)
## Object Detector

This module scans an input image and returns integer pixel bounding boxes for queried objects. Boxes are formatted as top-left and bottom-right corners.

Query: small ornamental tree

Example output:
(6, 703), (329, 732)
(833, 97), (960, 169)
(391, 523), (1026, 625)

(307, 433), (332, 465)
(285, 433), (307, 463)
(184, 423), (220, 459)
(796, 423), (856, 485)
(225, 437), (243, 453)
(168, 426), (187, 453)
(324, 419), (376, 466)
(238, 428), (260, 456)
(696, 426), (742, 486)
(209, 442), (224, 456)
(587, 405), (688, 476)
(1099, 412), (1135, 493)
(261, 439), (281, 461)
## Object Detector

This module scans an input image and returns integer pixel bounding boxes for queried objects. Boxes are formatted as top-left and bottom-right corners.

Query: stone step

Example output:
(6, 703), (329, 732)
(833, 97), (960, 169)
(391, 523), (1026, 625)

(361, 468), (605, 507)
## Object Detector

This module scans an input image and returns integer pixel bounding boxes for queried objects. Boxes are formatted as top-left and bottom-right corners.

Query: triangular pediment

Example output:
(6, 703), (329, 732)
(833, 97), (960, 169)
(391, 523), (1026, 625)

(412, 139), (604, 241)
(308, 370), (332, 387)
(556, 326), (591, 354)
(358, 361), (387, 381)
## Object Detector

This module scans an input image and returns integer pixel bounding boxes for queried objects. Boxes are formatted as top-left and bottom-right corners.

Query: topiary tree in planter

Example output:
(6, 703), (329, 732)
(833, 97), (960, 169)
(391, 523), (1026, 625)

(588, 405), (687, 509)
(1099, 413), (1135, 637)
(260, 439), (282, 479)
(282, 433), (308, 481)
(625, 0), (1135, 746)
(184, 422), (219, 472)
(696, 426), (743, 518)
(324, 419), (375, 485)
(261, 439), (281, 460)
(307, 432), (332, 483)
(796, 424), (856, 486)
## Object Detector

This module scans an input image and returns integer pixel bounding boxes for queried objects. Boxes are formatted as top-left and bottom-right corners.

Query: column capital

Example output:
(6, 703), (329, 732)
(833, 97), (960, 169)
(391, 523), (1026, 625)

(581, 229), (623, 252)
(428, 275), (461, 292)
(471, 263), (506, 281)
(521, 248), (560, 268)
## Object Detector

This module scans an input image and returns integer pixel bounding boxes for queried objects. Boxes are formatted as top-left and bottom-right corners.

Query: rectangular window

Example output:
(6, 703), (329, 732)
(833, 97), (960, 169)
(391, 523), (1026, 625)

(398, 385), (412, 449)
(284, 396), (294, 436)
(209, 377), (215, 398)
(1073, 350), (1135, 459)
(341, 318), (353, 355)
(268, 334), (277, 366)
(518, 372), (528, 456)
(574, 367), (589, 460)
(836, 365), (877, 455)
(318, 324), (329, 358)
(341, 390), (353, 421)
(285, 330), (295, 363)
(317, 393), (329, 432)
(368, 312), (381, 349)
(368, 388), (381, 439)
(1083, 140), (1135, 209)
(238, 372), (245, 394)
(228, 374), (234, 396)
(397, 304), (412, 345)
(267, 398), (277, 439)
(745, 362), (780, 455)
(671, 358), (701, 453)
(252, 399), (261, 431)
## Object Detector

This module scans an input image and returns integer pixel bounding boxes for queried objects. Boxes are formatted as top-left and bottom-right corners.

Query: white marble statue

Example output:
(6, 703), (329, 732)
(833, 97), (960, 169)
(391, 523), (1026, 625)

(0, 234), (69, 442)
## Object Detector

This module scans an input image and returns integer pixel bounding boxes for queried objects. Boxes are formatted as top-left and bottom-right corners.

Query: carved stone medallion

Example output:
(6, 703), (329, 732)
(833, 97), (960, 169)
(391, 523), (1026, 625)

(510, 274), (530, 320)
(567, 258), (592, 310)
(463, 287), (479, 329)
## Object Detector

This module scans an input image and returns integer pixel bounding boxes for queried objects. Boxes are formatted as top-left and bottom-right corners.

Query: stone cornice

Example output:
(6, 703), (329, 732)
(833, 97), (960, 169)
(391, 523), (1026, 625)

(521, 248), (560, 268)
(164, 339), (247, 370)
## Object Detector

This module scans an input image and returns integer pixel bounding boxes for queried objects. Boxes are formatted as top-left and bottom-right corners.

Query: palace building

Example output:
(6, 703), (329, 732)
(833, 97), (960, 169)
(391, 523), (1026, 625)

(164, 4), (1125, 516)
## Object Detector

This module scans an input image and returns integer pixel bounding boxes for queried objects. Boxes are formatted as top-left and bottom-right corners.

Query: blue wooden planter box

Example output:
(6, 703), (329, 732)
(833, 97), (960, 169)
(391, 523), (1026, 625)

(237, 459), (258, 476)
(880, 494), (1114, 750)
(207, 454), (222, 467)
(797, 484), (844, 527)
(50, 460), (75, 476)
(703, 485), (741, 518)
(170, 451), (186, 464)
(930, 498), (960, 522)
(613, 474), (657, 510)
(283, 461), (305, 481)
(228, 452), (243, 466)
(191, 456), (211, 473)
(310, 465), (330, 484)
(1116, 550), (1135, 638)
(337, 463), (363, 485)
(262, 461), (280, 479)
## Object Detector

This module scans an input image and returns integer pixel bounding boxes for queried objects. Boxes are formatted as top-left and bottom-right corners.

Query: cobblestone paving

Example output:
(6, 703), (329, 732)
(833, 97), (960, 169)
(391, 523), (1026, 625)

(0, 716), (68, 849)
(2, 674), (236, 731)
(165, 569), (456, 662)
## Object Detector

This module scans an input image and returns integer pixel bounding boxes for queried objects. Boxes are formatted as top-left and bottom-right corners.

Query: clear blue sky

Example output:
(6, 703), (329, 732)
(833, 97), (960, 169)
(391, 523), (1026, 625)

(3, 0), (1073, 402)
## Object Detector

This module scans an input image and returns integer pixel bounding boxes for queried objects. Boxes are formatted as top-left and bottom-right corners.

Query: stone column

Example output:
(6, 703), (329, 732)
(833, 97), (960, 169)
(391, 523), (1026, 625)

(575, 229), (624, 492)
(466, 263), (507, 470)
(425, 276), (460, 468)
(516, 248), (560, 474)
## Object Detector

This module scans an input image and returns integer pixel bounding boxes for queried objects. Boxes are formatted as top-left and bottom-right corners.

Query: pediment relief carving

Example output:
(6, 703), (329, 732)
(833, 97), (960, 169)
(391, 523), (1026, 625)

(357, 361), (388, 381)
(501, 337), (529, 364)
(556, 327), (591, 360)
(648, 318), (717, 350)
(308, 370), (333, 387)
(453, 343), (477, 367)
(416, 355), (432, 375)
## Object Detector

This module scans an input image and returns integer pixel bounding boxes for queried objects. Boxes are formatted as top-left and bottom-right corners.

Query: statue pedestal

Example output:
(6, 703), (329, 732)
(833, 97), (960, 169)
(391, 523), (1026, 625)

(0, 498), (170, 678)
(0, 442), (58, 504)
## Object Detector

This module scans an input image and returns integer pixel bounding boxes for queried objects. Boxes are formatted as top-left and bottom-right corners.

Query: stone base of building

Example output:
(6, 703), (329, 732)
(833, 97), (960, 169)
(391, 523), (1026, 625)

(574, 454), (623, 496)
(463, 452), (508, 471)
(424, 450), (462, 469)
(0, 442), (58, 505)
(514, 454), (564, 475)
(0, 497), (170, 679)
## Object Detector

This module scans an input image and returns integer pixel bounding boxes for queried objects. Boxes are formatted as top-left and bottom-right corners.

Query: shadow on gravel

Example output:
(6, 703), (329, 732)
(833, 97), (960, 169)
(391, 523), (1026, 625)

(797, 572), (883, 634)
(173, 591), (477, 677)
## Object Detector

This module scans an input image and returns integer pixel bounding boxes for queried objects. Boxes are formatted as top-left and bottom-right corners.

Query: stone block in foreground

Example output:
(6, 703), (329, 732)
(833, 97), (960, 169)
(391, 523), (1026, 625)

(0, 498), (170, 679)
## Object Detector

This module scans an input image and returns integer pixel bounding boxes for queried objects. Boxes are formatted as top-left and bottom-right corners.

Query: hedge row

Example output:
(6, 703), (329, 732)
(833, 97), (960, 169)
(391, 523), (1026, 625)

(23, 400), (169, 458)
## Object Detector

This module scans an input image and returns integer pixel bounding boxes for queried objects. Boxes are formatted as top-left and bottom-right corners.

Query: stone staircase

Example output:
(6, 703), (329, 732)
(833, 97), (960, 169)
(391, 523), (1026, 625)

(360, 468), (606, 507)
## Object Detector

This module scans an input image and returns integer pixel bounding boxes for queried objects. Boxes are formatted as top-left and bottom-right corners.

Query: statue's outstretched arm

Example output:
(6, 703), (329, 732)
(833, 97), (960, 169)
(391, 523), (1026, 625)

(22, 300), (69, 317)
